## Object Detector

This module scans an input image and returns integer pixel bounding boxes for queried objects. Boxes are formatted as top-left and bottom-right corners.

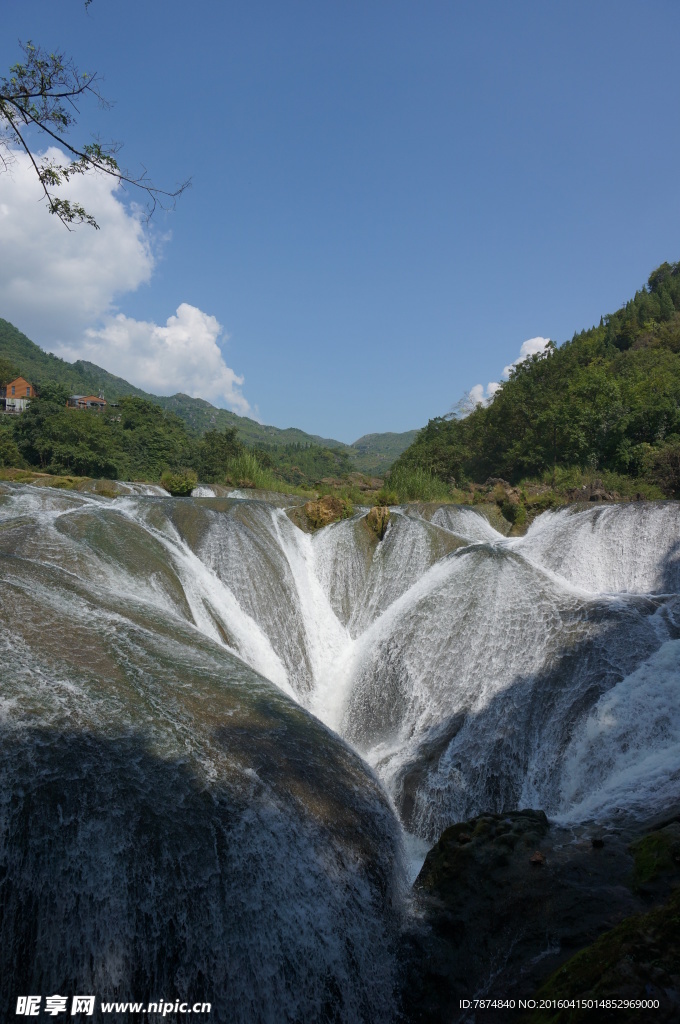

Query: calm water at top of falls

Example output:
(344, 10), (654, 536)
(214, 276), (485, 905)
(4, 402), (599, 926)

(2, 483), (680, 1019)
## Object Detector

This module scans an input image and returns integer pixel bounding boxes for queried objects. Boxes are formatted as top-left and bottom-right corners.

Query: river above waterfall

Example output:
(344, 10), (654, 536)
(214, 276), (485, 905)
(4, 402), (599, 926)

(2, 483), (679, 1019)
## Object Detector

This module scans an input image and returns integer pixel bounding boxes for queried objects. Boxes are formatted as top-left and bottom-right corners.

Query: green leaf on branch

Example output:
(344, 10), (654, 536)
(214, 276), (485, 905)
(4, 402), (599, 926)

(1, 36), (189, 229)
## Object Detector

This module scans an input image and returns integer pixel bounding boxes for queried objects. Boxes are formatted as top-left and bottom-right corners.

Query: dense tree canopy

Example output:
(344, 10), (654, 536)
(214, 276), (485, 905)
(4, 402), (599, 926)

(249, 442), (352, 486)
(195, 428), (245, 482)
(394, 261), (680, 494)
(10, 396), (191, 479)
(0, 394), (359, 492)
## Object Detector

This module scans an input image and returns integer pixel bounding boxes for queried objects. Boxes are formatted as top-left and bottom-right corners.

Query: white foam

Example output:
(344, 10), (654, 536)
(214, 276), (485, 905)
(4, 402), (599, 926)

(430, 506), (506, 544)
(4, 486), (680, 836)
(518, 503), (680, 594)
(116, 482), (170, 496)
(109, 500), (293, 697)
(555, 639), (680, 822)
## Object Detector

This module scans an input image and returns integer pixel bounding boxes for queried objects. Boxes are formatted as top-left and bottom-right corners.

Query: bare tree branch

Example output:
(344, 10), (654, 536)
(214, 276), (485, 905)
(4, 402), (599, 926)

(0, 40), (190, 229)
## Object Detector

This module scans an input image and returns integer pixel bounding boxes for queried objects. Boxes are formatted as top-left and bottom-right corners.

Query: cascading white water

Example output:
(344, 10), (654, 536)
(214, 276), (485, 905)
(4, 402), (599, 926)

(518, 502), (680, 594)
(3, 484), (679, 842)
(4, 482), (680, 1013)
(188, 495), (680, 836)
(113, 481), (171, 496)
(0, 484), (405, 1022)
(428, 504), (510, 543)
(554, 637), (680, 821)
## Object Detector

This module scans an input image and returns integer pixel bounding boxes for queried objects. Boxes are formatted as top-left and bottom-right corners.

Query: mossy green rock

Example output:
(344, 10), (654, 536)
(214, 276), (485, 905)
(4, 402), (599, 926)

(400, 811), (663, 1024)
(528, 888), (680, 1023)
(416, 809), (550, 899)
(630, 822), (680, 889)
(303, 494), (354, 529)
(366, 505), (390, 539)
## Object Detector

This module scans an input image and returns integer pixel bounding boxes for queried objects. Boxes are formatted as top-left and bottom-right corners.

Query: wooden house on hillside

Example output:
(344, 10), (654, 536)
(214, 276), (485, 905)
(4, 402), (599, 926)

(0, 376), (35, 414)
(67, 394), (107, 411)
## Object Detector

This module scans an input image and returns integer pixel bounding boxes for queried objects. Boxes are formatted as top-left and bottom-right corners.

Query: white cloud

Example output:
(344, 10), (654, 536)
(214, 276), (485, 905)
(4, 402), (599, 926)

(0, 147), (251, 414)
(464, 336), (551, 413)
(0, 147), (154, 341)
(468, 382), (499, 406)
(62, 304), (251, 415)
(501, 336), (551, 379)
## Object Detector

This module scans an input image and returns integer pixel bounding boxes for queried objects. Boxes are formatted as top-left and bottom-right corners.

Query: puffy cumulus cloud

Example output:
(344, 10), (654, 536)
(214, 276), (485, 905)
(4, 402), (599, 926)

(59, 304), (251, 416)
(502, 336), (551, 380)
(0, 147), (251, 415)
(467, 382), (500, 406)
(0, 147), (154, 342)
(463, 337), (551, 414)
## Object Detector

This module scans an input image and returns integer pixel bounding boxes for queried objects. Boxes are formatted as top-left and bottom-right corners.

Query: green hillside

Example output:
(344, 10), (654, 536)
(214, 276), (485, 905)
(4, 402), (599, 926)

(0, 321), (150, 402)
(0, 319), (415, 473)
(346, 430), (419, 474)
(0, 319), (343, 446)
(153, 392), (346, 449)
(394, 260), (680, 499)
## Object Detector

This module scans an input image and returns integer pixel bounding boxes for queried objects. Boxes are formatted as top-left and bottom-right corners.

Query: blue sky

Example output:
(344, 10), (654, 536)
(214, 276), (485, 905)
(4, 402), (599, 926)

(2, 0), (680, 442)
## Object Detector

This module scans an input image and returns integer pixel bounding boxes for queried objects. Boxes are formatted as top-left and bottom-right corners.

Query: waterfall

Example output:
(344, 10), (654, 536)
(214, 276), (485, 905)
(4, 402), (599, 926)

(555, 637), (680, 821)
(3, 484), (679, 835)
(518, 502), (680, 594)
(2, 482), (680, 1014)
(0, 484), (404, 1022)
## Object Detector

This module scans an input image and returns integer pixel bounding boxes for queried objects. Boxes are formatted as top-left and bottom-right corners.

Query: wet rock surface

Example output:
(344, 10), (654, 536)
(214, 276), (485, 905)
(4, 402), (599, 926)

(527, 887), (680, 1023)
(0, 487), (405, 1023)
(399, 809), (680, 1023)
(4, 487), (680, 1021)
(366, 505), (391, 539)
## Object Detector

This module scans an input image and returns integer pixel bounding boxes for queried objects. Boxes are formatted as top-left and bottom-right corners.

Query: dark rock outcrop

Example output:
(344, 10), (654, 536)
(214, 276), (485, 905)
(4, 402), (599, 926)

(529, 884), (680, 1022)
(566, 479), (620, 503)
(400, 810), (680, 1023)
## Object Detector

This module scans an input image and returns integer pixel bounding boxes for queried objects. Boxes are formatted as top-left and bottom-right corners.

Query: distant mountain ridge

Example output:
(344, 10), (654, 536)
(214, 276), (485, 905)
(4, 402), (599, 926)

(349, 430), (419, 473)
(0, 318), (417, 474)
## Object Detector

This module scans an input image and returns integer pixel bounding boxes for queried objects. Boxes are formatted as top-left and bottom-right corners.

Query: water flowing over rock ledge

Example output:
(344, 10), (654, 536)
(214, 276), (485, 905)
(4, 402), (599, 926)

(1, 484), (680, 1020)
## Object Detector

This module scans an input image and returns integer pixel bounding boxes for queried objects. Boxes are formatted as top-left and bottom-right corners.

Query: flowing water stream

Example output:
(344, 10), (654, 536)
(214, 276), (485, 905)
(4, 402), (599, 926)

(1, 484), (680, 1019)
(152, 490), (680, 834)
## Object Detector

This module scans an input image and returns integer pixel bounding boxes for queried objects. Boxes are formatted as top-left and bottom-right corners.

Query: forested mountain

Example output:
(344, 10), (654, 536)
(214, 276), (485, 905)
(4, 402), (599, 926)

(0, 319), (415, 475)
(0, 318), (344, 446)
(350, 431), (419, 473)
(10, 257), (679, 499)
(0, 321), (150, 403)
(395, 261), (680, 496)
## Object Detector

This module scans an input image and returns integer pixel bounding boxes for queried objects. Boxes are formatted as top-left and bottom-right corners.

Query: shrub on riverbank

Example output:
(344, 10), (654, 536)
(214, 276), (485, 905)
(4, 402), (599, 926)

(160, 468), (198, 496)
(386, 465), (452, 502)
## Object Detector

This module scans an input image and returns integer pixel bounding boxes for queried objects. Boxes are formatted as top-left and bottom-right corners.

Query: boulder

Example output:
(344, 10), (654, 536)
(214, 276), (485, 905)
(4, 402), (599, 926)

(366, 505), (390, 540)
(529, 889), (680, 1022)
(303, 494), (354, 529)
(399, 810), (680, 1023)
